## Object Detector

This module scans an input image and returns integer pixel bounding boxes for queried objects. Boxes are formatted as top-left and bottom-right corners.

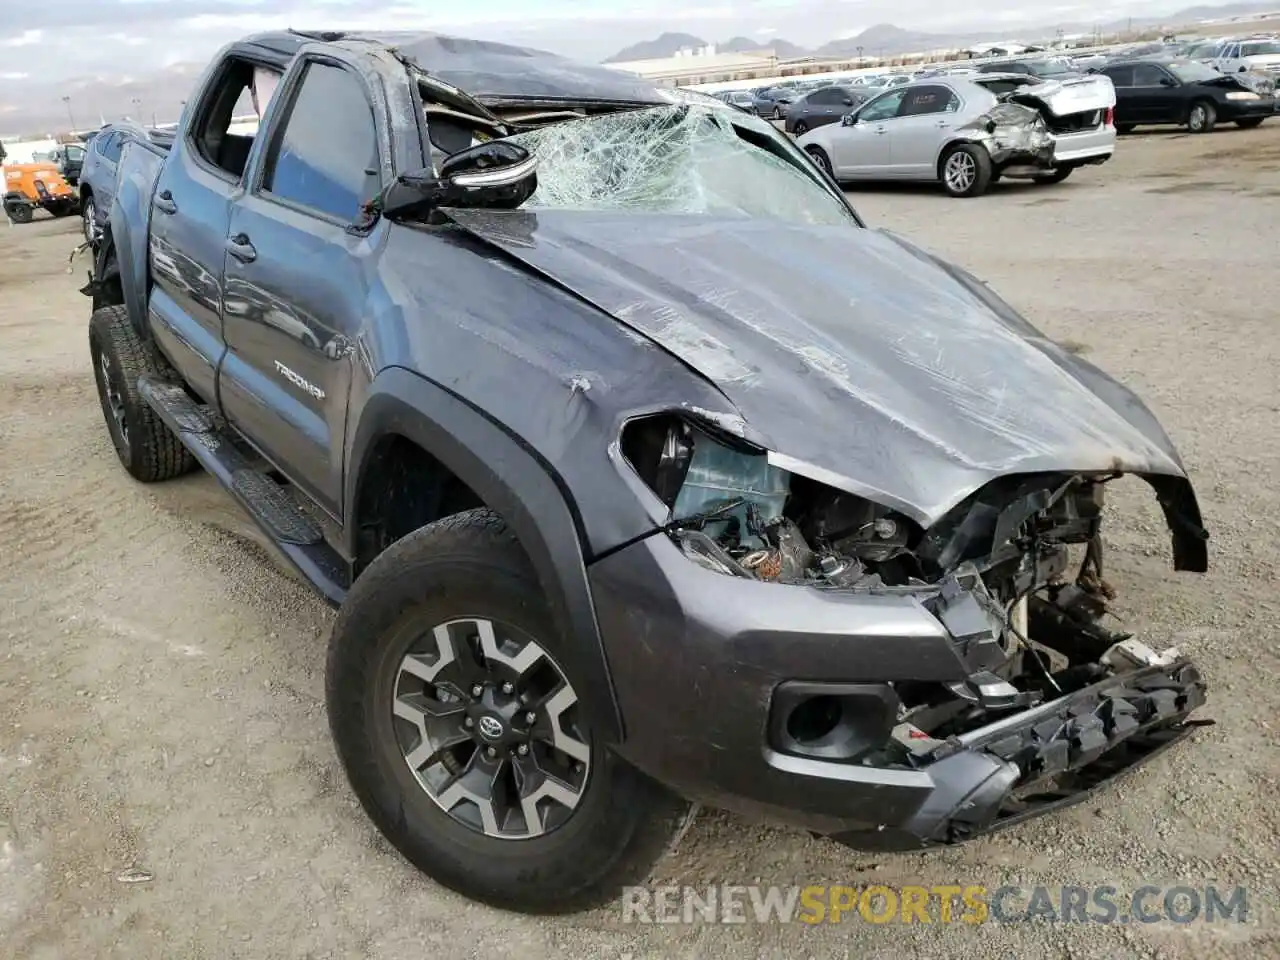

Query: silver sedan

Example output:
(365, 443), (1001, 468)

(797, 74), (1117, 197)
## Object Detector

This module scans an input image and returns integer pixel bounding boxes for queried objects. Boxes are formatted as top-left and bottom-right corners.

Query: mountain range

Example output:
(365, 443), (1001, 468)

(2, 1), (1275, 138)
(604, 2), (1275, 62)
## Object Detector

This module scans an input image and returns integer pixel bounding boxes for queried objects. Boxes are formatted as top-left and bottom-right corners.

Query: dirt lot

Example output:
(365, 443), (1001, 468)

(2, 126), (1278, 959)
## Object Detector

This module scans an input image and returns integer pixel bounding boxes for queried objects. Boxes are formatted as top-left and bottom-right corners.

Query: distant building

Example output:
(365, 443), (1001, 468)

(963, 42), (1029, 58)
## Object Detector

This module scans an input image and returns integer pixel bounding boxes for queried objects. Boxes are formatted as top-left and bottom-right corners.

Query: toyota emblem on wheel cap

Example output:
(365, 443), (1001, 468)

(477, 715), (504, 741)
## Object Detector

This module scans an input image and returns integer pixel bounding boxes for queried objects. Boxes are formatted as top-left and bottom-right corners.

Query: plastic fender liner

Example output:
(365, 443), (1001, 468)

(345, 366), (623, 742)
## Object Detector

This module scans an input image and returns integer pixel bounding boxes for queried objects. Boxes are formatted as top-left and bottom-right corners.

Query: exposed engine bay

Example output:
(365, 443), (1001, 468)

(622, 412), (1204, 751)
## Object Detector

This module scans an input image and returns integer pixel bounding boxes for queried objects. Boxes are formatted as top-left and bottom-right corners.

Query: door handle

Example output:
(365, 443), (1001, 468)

(154, 190), (177, 215)
(875, 128), (888, 135)
(936, 120), (951, 128)
(225, 233), (257, 263)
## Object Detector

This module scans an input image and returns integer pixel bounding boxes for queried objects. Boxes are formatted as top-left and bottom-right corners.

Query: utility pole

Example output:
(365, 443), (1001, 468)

(62, 95), (76, 135)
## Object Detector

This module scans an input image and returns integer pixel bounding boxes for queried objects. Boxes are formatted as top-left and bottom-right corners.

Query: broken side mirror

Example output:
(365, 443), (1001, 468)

(380, 141), (538, 222)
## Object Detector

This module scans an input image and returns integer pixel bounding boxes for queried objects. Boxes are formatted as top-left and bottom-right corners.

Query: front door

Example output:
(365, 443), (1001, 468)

(833, 89), (906, 178)
(219, 57), (387, 518)
(1129, 63), (1183, 122)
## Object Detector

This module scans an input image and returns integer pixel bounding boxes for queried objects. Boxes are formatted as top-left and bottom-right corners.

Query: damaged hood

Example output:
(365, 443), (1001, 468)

(445, 209), (1190, 524)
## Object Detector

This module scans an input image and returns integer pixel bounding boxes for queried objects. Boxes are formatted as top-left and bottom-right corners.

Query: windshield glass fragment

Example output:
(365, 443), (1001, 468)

(505, 104), (859, 226)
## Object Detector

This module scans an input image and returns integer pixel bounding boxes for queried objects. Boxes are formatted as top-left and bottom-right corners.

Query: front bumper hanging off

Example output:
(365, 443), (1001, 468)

(831, 660), (1208, 851)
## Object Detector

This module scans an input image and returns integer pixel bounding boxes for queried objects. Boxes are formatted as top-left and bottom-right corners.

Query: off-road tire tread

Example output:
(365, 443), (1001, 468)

(326, 508), (686, 914)
(89, 305), (196, 482)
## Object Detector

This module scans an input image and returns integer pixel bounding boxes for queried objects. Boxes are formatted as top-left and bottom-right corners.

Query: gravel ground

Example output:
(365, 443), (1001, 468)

(1, 126), (1278, 959)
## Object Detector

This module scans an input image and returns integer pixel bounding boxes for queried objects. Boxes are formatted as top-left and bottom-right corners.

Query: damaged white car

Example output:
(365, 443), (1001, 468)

(798, 73), (1117, 197)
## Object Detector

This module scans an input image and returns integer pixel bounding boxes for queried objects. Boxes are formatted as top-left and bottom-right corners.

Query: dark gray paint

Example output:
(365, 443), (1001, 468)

(444, 208), (1195, 528)
(95, 29), (1209, 842)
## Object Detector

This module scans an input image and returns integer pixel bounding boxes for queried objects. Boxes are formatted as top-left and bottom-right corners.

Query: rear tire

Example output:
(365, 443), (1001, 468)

(1236, 117), (1265, 129)
(89, 305), (196, 482)
(326, 509), (687, 914)
(939, 143), (993, 198)
(82, 194), (97, 243)
(6, 202), (33, 224)
(1187, 101), (1216, 134)
(792, 120), (809, 136)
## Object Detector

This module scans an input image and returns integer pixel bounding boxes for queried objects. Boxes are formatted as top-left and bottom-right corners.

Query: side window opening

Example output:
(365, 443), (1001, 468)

(1131, 64), (1168, 86)
(415, 75), (508, 172)
(1104, 65), (1134, 87)
(261, 61), (381, 222)
(190, 56), (283, 180)
(101, 133), (123, 163)
(898, 85), (959, 117)
(858, 90), (907, 123)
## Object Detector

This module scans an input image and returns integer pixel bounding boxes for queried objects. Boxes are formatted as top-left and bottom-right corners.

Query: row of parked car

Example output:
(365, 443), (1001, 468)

(703, 33), (1278, 199)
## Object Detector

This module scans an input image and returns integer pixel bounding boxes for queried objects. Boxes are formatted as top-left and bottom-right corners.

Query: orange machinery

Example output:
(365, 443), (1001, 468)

(4, 162), (79, 224)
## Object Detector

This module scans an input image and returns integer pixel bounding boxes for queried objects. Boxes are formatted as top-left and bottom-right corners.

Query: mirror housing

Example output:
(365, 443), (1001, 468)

(842, 97), (855, 106)
(841, 112), (859, 126)
(1160, 77), (1177, 87)
(380, 141), (538, 221)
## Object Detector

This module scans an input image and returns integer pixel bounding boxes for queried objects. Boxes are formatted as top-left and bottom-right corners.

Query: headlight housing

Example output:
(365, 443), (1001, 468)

(1225, 91), (1261, 100)
(620, 413), (920, 587)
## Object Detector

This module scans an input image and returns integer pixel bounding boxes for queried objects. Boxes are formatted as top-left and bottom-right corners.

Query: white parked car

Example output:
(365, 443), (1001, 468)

(797, 73), (1116, 197)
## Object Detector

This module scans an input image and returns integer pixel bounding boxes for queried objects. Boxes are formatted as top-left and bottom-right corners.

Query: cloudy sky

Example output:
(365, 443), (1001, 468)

(0, 0), (1254, 134)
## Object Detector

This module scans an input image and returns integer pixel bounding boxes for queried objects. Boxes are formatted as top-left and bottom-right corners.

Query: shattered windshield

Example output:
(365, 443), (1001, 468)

(505, 104), (858, 227)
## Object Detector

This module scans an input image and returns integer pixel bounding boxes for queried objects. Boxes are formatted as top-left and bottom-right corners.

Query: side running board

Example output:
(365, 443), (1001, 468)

(138, 376), (350, 606)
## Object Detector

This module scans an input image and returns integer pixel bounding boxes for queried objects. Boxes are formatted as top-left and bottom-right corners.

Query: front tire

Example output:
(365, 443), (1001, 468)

(792, 120), (809, 136)
(1116, 123), (1136, 134)
(805, 145), (835, 181)
(326, 509), (687, 914)
(88, 305), (196, 482)
(1236, 117), (1265, 129)
(940, 143), (993, 197)
(1187, 101), (1216, 134)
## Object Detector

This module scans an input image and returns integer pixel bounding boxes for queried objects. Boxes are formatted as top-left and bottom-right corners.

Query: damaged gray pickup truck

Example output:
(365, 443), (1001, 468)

(85, 29), (1209, 914)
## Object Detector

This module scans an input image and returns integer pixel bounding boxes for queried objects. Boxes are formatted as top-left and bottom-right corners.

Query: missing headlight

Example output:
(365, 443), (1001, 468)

(620, 413), (921, 586)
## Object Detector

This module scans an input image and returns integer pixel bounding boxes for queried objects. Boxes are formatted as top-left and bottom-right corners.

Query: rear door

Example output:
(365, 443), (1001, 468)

(1100, 64), (1140, 122)
(93, 132), (124, 215)
(802, 87), (846, 127)
(219, 54), (388, 518)
(885, 83), (963, 177)
(147, 56), (278, 404)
